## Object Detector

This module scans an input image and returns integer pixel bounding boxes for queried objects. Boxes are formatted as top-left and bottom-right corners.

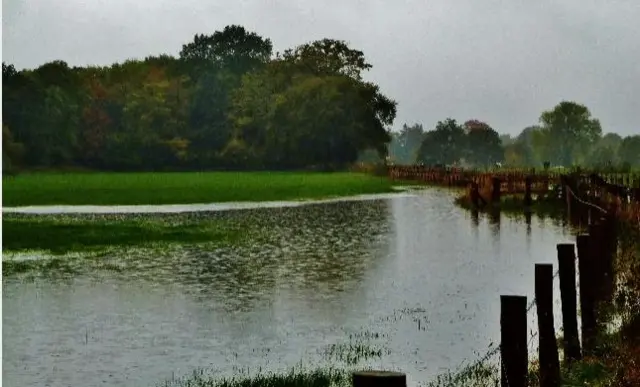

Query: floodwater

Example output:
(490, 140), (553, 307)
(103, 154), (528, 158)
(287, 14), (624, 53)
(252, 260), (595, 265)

(2, 188), (574, 387)
(1, 191), (412, 214)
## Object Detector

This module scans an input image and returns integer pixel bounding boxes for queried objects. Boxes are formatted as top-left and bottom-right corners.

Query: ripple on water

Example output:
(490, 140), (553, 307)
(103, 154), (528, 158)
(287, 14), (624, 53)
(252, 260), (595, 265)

(1, 191), (416, 214)
(2, 191), (573, 387)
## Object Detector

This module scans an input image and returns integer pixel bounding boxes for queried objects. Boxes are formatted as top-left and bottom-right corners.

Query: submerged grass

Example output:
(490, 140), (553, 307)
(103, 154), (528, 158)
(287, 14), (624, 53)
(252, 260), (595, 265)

(161, 368), (350, 387)
(2, 171), (397, 206)
(2, 216), (242, 255)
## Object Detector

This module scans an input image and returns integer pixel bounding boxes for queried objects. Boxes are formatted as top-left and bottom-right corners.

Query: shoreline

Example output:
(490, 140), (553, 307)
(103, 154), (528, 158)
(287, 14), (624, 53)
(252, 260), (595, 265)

(2, 189), (416, 215)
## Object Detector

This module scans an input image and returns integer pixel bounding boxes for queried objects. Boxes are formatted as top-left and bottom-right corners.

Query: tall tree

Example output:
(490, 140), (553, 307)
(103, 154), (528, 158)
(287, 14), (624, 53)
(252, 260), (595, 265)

(416, 119), (466, 165)
(463, 119), (504, 167)
(281, 39), (371, 80)
(619, 135), (640, 167)
(538, 101), (602, 166)
(388, 123), (424, 164)
(179, 25), (273, 76)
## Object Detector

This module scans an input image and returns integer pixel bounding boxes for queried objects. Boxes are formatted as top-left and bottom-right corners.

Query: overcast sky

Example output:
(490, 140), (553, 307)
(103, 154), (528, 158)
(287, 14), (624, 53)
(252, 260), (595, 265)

(3, 0), (639, 136)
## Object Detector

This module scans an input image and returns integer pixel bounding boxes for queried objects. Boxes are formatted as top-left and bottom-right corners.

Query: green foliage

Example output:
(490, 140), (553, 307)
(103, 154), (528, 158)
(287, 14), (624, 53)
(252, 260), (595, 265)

(388, 123), (424, 164)
(463, 120), (504, 167)
(2, 125), (25, 174)
(415, 118), (502, 167)
(2, 172), (397, 206)
(619, 135), (640, 167)
(2, 26), (395, 172)
(416, 118), (466, 165)
(538, 101), (603, 166)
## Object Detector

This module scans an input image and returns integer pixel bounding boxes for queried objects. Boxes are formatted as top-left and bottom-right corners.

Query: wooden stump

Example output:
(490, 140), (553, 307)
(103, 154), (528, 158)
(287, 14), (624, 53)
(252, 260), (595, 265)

(352, 371), (406, 387)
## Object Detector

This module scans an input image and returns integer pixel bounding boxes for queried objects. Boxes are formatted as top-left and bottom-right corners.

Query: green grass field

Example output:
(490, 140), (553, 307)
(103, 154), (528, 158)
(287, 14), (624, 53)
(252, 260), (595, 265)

(2, 171), (397, 206)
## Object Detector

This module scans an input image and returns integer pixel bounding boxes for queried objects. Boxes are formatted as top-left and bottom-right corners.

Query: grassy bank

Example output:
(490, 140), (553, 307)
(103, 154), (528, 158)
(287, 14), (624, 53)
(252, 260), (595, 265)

(2, 171), (397, 207)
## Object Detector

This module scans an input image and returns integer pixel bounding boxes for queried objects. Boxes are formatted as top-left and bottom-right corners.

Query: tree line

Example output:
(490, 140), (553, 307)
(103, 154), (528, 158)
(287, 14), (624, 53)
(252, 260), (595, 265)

(389, 101), (640, 170)
(2, 25), (396, 172)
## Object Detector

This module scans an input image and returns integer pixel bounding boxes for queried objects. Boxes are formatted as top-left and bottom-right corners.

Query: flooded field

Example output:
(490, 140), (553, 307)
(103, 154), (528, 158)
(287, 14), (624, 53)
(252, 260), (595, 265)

(2, 188), (573, 387)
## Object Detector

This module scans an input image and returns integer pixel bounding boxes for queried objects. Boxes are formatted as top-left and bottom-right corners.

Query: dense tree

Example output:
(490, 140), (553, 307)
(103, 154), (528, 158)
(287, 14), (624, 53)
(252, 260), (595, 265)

(388, 123), (424, 164)
(537, 101), (602, 166)
(619, 135), (640, 167)
(281, 39), (371, 80)
(416, 119), (466, 165)
(463, 120), (503, 167)
(2, 36), (631, 173)
(2, 26), (399, 172)
(179, 25), (273, 76)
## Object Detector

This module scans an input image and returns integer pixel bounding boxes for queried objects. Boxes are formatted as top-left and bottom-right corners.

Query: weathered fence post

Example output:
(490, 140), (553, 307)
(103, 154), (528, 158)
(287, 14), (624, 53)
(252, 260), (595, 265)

(576, 234), (597, 356)
(501, 295), (528, 387)
(352, 371), (406, 387)
(556, 243), (582, 363)
(535, 264), (561, 387)
(492, 177), (501, 204)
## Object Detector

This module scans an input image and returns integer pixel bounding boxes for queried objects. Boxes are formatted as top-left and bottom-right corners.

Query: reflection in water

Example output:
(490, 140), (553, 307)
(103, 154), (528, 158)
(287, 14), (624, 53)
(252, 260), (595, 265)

(3, 190), (574, 387)
(471, 208), (480, 229)
(525, 210), (533, 237)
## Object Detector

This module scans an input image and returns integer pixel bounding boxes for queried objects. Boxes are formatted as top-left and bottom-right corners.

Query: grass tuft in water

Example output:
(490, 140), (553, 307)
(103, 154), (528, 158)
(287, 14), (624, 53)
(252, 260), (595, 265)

(2, 216), (243, 255)
(160, 368), (349, 387)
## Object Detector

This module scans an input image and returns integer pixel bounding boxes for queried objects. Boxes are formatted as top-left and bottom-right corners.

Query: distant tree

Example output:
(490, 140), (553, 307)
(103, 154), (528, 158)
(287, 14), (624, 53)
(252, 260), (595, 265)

(416, 118), (465, 165)
(504, 141), (529, 167)
(619, 135), (640, 167)
(499, 134), (514, 147)
(463, 119), (504, 167)
(180, 26), (273, 167)
(388, 123), (424, 164)
(229, 42), (396, 169)
(179, 25), (273, 76)
(585, 132), (623, 168)
(538, 101), (602, 166)
(281, 38), (371, 80)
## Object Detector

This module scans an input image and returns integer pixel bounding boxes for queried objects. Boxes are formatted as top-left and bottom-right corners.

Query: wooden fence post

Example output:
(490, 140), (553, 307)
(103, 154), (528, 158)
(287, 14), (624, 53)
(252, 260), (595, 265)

(576, 234), (597, 356)
(501, 295), (528, 387)
(352, 371), (406, 387)
(535, 264), (561, 387)
(556, 243), (582, 363)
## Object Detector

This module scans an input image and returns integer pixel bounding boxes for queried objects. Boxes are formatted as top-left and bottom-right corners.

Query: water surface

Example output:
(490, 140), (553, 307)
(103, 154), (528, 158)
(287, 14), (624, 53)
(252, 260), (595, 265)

(3, 188), (573, 387)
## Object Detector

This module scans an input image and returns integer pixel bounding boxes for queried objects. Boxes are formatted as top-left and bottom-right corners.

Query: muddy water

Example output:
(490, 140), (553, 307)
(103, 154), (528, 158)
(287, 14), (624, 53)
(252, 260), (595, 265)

(2, 188), (573, 387)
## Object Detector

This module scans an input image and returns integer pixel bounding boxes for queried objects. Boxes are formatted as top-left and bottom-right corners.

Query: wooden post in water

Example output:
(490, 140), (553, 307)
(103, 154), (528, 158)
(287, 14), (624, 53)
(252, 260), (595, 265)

(352, 371), (406, 387)
(576, 234), (597, 356)
(535, 264), (561, 387)
(492, 177), (501, 204)
(501, 295), (528, 387)
(556, 243), (582, 363)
